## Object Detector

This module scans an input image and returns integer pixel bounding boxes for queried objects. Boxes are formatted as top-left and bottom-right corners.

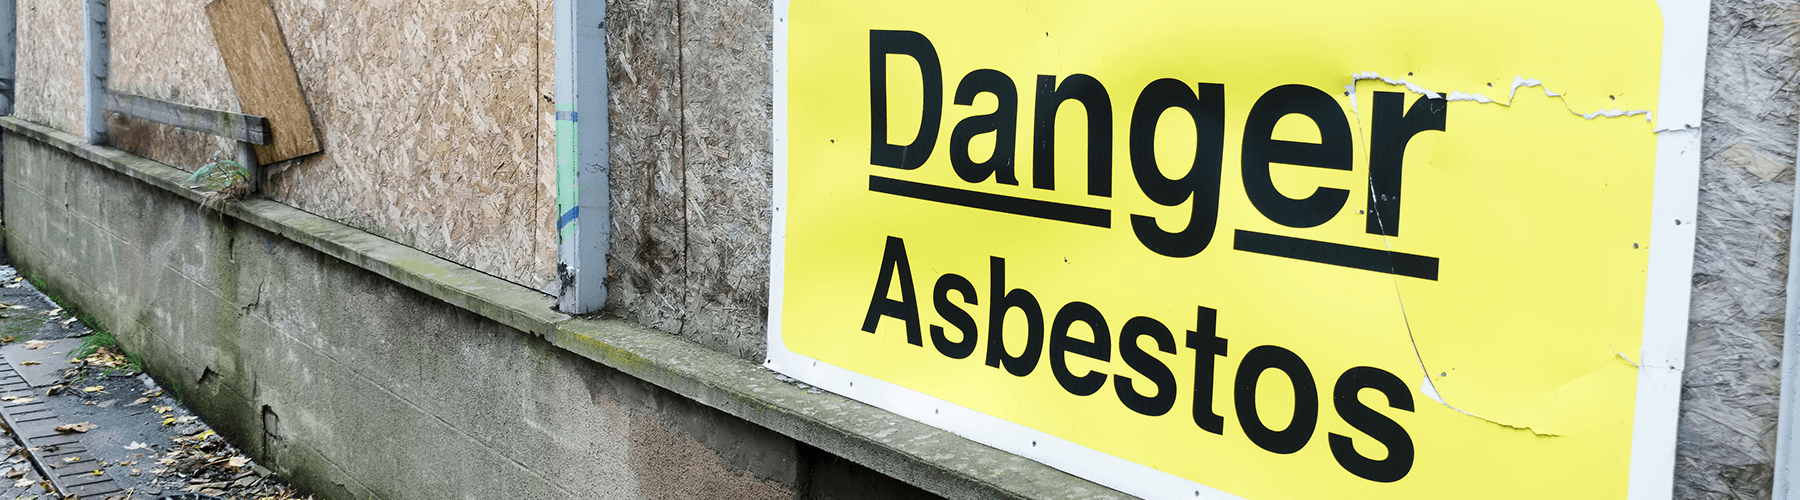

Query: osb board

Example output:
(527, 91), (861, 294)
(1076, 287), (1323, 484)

(205, 0), (320, 163)
(604, 0), (687, 334)
(12, 0), (83, 134)
(1672, 1), (1800, 498)
(244, 0), (555, 290)
(678, 0), (772, 361)
(109, 0), (240, 171)
(535, 0), (556, 293)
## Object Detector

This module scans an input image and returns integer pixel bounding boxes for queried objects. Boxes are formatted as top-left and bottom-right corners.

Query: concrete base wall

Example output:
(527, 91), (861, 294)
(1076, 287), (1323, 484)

(0, 132), (942, 500)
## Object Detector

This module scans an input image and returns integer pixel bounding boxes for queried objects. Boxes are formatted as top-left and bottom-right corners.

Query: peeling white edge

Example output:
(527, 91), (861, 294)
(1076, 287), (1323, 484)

(768, 2), (1707, 499)
(766, 3), (1238, 499)
(1629, 1), (1708, 498)
(1347, 73), (1655, 124)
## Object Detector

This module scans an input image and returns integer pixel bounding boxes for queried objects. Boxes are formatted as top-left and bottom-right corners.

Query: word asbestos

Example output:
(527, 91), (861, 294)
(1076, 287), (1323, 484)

(862, 236), (1417, 483)
(868, 30), (1445, 280)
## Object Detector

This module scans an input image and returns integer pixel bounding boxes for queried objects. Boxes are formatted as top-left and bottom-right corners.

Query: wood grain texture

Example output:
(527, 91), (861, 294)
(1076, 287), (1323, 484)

(13, 0), (83, 134)
(678, 0), (771, 361)
(205, 0), (319, 163)
(105, 0), (558, 290)
(604, 0), (687, 334)
(254, 0), (555, 290)
(108, 0), (241, 170)
(534, 0), (556, 292)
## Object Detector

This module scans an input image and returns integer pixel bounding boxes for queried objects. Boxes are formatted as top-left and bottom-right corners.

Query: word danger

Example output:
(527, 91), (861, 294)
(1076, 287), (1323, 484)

(861, 236), (1418, 483)
(868, 29), (1446, 280)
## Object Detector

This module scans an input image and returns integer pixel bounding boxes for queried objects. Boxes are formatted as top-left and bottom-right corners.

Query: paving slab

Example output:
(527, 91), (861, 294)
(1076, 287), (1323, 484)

(2, 338), (85, 388)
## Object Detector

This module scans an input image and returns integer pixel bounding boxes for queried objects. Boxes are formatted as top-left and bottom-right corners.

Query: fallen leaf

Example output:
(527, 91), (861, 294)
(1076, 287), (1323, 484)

(55, 422), (96, 433)
(153, 406), (172, 414)
(129, 468), (139, 477)
(21, 341), (44, 350)
(3, 467), (22, 478)
(58, 318), (76, 328)
(19, 361), (38, 366)
(123, 442), (149, 451)
(227, 456), (249, 468)
(61, 456), (80, 462)
(131, 398), (148, 405)
(118, 460), (135, 466)
(80, 386), (102, 393)
(7, 397), (34, 404)
(43, 385), (63, 396)
(89, 469), (101, 476)
(12, 477), (29, 488)
(162, 417), (175, 426)
(7, 305), (23, 310)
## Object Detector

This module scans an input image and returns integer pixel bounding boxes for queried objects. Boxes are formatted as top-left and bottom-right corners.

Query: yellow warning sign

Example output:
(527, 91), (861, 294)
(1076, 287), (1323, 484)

(769, 1), (1705, 498)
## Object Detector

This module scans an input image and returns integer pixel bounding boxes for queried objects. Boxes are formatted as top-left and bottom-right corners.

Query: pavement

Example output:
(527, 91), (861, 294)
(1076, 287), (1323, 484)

(0, 259), (311, 499)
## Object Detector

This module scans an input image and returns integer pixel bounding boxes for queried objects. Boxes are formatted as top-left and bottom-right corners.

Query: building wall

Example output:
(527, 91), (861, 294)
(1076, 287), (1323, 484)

(6, 0), (1800, 497)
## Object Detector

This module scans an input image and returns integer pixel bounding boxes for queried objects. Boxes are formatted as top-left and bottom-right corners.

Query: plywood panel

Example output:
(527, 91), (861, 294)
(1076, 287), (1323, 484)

(13, 0), (83, 133)
(109, 0), (239, 170)
(605, 0), (687, 333)
(13, 0), (558, 291)
(679, 0), (772, 361)
(534, 0), (557, 292)
(205, 0), (319, 164)
(254, 0), (555, 290)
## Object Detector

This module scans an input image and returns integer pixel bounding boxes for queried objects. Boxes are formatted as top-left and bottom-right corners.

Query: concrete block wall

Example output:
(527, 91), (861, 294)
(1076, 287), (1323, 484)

(0, 131), (946, 500)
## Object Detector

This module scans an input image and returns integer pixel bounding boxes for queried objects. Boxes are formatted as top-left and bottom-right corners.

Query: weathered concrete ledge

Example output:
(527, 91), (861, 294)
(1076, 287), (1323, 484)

(0, 117), (1128, 500)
